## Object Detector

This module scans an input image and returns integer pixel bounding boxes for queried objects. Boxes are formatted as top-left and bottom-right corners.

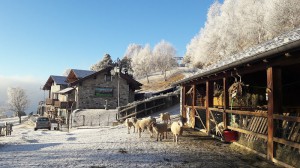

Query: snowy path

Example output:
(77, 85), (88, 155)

(0, 106), (279, 168)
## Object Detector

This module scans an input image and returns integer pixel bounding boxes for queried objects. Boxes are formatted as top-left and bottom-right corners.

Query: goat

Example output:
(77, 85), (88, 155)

(150, 122), (168, 141)
(171, 118), (184, 144)
(160, 112), (171, 124)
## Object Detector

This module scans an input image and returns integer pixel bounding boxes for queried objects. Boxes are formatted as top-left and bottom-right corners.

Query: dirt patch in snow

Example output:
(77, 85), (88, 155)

(138, 69), (188, 92)
(142, 73), (184, 92)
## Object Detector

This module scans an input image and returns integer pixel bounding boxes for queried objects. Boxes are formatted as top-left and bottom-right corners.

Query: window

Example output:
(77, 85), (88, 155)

(95, 87), (113, 97)
(105, 74), (112, 82)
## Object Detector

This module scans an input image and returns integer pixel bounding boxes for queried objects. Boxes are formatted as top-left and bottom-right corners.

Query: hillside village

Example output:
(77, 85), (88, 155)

(1, 1), (300, 168)
(2, 28), (300, 167)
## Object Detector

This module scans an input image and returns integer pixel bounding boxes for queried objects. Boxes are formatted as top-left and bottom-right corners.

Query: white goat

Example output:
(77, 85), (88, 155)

(150, 122), (168, 141)
(160, 112), (171, 124)
(124, 118), (135, 134)
(171, 119), (184, 144)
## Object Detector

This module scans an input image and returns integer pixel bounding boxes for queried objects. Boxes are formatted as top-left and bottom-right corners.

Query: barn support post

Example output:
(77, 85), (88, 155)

(192, 84), (196, 128)
(181, 86), (186, 119)
(206, 81), (214, 133)
(223, 77), (229, 129)
(267, 67), (282, 161)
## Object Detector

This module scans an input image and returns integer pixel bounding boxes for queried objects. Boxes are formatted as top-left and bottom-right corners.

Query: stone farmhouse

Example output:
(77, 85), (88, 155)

(42, 67), (141, 120)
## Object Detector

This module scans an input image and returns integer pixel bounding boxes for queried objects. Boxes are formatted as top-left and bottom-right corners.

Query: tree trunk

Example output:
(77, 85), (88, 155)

(146, 75), (149, 84)
(18, 113), (22, 124)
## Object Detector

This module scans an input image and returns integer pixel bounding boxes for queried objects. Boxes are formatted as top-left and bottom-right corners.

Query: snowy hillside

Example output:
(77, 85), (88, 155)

(137, 67), (196, 92)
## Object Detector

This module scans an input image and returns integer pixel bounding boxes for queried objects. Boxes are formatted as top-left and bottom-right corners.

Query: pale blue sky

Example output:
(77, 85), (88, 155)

(0, 0), (222, 113)
(0, 0), (219, 81)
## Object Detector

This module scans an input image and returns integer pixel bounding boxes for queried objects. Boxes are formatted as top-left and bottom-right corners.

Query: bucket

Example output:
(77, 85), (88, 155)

(223, 129), (238, 142)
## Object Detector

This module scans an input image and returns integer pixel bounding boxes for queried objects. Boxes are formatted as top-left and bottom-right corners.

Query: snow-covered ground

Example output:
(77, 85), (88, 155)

(0, 116), (28, 126)
(0, 105), (279, 168)
(72, 109), (118, 127)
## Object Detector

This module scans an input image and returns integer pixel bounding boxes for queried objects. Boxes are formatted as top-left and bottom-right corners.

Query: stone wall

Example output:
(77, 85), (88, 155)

(76, 72), (134, 109)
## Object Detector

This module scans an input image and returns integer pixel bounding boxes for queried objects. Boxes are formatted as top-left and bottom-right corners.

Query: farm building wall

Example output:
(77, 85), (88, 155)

(76, 72), (132, 109)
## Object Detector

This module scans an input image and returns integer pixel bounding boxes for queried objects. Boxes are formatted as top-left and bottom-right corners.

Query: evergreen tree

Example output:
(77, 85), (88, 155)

(90, 54), (113, 71)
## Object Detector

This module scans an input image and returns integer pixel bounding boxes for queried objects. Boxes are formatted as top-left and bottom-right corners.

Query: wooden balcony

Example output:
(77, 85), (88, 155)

(54, 101), (75, 109)
(46, 98), (58, 105)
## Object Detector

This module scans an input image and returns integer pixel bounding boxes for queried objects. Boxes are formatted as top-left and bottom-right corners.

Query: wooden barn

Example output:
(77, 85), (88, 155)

(173, 28), (300, 167)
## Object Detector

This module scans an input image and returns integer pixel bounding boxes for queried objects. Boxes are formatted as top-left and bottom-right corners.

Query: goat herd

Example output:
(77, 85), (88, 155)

(124, 112), (184, 144)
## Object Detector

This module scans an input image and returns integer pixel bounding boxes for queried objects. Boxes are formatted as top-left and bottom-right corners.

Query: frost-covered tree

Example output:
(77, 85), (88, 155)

(7, 87), (29, 123)
(90, 54), (113, 71)
(185, 0), (300, 68)
(122, 43), (143, 74)
(123, 44), (143, 58)
(120, 56), (132, 74)
(153, 40), (177, 81)
(186, 1), (223, 67)
(264, 0), (300, 38)
(62, 69), (71, 76)
(131, 44), (153, 83)
(0, 106), (7, 117)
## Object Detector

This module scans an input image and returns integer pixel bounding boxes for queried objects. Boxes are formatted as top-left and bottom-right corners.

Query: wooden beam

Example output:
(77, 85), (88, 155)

(194, 106), (206, 110)
(273, 137), (300, 150)
(273, 114), (300, 122)
(225, 109), (268, 117)
(182, 86), (186, 118)
(209, 108), (225, 113)
(206, 81), (214, 133)
(228, 126), (267, 140)
(192, 84), (196, 128)
(267, 67), (282, 161)
(192, 84), (196, 107)
(267, 67), (274, 161)
(119, 105), (136, 113)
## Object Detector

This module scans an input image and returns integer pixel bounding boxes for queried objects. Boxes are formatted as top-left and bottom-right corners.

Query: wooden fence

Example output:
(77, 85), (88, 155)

(188, 106), (300, 150)
(117, 92), (179, 121)
(186, 104), (300, 167)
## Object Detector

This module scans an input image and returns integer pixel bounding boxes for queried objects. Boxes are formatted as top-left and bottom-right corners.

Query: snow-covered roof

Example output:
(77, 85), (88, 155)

(174, 28), (300, 85)
(51, 75), (68, 85)
(43, 75), (68, 90)
(56, 87), (75, 94)
(70, 67), (142, 90)
(71, 69), (95, 79)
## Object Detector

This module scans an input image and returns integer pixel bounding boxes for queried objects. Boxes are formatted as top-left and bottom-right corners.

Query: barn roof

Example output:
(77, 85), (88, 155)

(173, 28), (300, 86)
